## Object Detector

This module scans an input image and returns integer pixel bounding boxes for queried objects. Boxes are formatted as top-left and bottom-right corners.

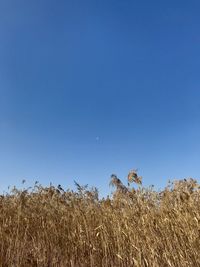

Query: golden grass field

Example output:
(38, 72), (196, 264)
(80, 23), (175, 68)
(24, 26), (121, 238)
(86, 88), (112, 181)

(0, 171), (200, 266)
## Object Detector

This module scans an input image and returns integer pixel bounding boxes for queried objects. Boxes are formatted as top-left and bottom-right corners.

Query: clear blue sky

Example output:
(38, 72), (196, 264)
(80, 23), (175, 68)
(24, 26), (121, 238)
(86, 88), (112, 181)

(0, 0), (200, 196)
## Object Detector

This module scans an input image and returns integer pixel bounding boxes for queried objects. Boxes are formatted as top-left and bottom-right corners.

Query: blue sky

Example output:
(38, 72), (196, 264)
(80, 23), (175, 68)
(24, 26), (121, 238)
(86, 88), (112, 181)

(0, 0), (200, 196)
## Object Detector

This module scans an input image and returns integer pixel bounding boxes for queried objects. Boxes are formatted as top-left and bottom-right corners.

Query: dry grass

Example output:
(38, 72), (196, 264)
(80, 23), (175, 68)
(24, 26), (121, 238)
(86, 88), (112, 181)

(0, 172), (200, 266)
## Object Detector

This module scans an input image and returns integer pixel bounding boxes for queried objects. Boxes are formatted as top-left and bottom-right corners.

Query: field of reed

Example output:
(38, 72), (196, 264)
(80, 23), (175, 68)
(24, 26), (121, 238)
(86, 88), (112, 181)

(0, 170), (200, 267)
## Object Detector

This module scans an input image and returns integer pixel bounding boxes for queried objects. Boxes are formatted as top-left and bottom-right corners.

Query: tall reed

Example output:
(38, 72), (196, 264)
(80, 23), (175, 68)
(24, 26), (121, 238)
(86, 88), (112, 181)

(0, 172), (199, 266)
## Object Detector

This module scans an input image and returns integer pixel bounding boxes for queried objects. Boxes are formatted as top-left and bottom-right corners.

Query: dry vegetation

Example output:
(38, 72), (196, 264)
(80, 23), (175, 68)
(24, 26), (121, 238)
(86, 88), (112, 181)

(0, 171), (200, 266)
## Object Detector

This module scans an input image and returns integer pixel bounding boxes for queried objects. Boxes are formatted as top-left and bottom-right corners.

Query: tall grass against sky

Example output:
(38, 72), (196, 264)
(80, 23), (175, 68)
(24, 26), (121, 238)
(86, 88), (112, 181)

(1, 0), (200, 194)
(0, 176), (200, 266)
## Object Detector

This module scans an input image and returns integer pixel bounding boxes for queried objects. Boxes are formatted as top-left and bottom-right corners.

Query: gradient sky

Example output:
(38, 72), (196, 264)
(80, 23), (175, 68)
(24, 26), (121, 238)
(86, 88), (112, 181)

(0, 0), (200, 196)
